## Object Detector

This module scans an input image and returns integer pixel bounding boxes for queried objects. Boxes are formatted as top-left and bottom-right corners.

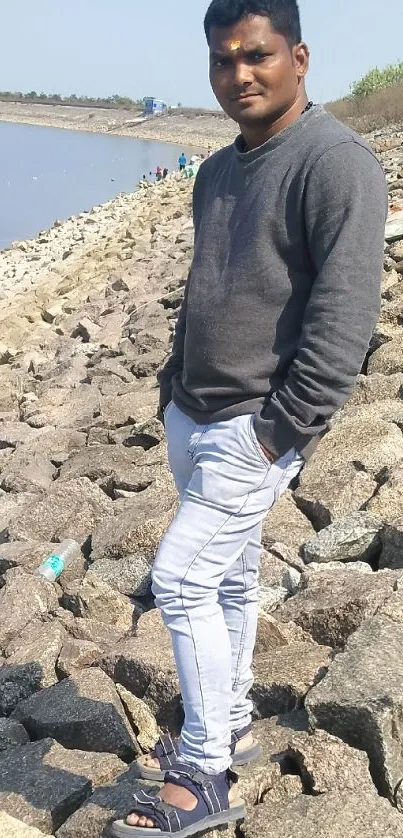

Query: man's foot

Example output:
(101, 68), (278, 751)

(138, 730), (254, 772)
(126, 782), (198, 828)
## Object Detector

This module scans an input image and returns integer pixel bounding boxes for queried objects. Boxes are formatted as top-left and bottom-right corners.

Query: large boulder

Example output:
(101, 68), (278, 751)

(99, 609), (181, 730)
(12, 668), (138, 761)
(0, 568), (58, 652)
(0, 622), (65, 715)
(347, 372), (403, 405)
(262, 491), (315, 553)
(251, 639), (331, 718)
(275, 567), (399, 648)
(7, 477), (113, 546)
(367, 337), (403, 375)
(245, 790), (403, 838)
(61, 575), (137, 632)
(0, 718), (29, 752)
(301, 512), (382, 565)
(306, 612), (403, 799)
(0, 738), (125, 834)
(0, 813), (53, 838)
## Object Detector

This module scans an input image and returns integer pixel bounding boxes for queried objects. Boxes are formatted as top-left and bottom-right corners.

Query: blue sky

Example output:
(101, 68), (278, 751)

(0, 0), (401, 108)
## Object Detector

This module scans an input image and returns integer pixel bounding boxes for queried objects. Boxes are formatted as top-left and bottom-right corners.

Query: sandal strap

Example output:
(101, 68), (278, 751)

(154, 734), (180, 771)
(132, 790), (181, 832)
(165, 762), (231, 815)
(230, 723), (252, 753)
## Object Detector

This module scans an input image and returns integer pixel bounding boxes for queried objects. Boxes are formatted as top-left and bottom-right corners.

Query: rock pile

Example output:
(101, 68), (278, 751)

(1, 127), (403, 836)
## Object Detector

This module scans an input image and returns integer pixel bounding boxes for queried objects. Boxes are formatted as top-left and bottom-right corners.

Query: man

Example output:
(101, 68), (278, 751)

(178, 152), (187, 171)
(113, 1), (387, 836)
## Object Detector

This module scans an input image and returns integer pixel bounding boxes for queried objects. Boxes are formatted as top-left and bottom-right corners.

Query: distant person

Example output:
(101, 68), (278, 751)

(178, 152), (187, 171)
(163, 167), (169, 179)
(156, 166), (163, 182)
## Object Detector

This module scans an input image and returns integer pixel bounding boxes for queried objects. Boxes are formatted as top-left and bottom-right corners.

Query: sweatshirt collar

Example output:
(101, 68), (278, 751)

(234, 104), (323, 163)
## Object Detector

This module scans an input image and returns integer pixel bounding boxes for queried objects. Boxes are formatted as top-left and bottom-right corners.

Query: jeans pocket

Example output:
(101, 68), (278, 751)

(247, 416), (272, 468)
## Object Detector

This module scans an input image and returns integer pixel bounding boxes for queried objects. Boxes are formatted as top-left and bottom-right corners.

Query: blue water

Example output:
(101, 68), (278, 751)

(0, 121), (195, 250)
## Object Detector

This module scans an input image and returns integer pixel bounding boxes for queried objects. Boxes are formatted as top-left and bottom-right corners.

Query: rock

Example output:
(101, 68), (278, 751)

(0, 737), (125, 833)
(99, 609), (181, 730)
(282, 729), (375, 795)
(0, 541), (54, 574)
(20, 385), (101, 431)
(65, 616), (126, 649)
(0, 568), (58, 651)
(331, 399), (403, 431)
(262, 491), (315, 553)
(58, 443), (141, 491)
(295, 417), (403, 528)
(0, 492), (40, 538)
(91, 479), (176, 571)
(251, 640), (331, 718)
(0, 451), (57, 493)
(0, 422), (46, 449)
(76, 317), (101, 342)
(260, 548), (301, 593)
(55, 776), (151, 838)
(61, 576), (137, 632)
(0, 622), (65, 714)
(0, 813), (53, 838)
(57, 637), (103, 677)
(245, 790), (403, 838)
(306, 614), (403, 799)
(0, 738), (90, 833)
(7, 477), (113, 546)
(304, 560), (373, 574)
(21, 427), (87, 465)
(275, 567), (398, 648)
(86, 554), (152, 597)
(116, 684), (160, 751)
(301, 512), (382, 564)
(254, 614), (315, 655)
(98, 387), (159, 429)
(367, 336), (403, 374)
(0, 718), (29, 751)
(12, 668), (138, 761)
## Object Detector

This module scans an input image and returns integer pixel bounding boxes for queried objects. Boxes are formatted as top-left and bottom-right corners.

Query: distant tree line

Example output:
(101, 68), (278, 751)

(351, 61), (403, 97)
(0, 91), (144, 109)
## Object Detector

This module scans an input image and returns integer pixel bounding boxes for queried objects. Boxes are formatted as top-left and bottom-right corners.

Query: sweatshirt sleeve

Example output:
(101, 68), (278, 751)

(157, 277), (189, 412)
(254, 140), (388, 461)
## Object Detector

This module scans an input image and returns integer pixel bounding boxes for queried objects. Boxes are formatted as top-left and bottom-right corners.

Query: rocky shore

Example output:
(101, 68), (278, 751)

(0, 101), (237, 151)
(0, 125), (403, 837)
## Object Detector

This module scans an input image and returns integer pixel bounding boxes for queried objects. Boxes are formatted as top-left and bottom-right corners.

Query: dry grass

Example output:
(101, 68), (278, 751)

(327, 83), (403, 133)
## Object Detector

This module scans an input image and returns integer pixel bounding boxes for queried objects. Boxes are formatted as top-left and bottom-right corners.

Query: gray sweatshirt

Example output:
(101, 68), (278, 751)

(159, 106), (388, 460)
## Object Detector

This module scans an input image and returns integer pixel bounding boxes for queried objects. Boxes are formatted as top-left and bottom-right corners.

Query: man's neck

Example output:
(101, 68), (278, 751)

(240, 94), (309, 151)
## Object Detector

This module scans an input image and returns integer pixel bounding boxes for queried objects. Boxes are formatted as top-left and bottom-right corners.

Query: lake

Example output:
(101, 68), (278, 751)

(0, 121), (195, 250)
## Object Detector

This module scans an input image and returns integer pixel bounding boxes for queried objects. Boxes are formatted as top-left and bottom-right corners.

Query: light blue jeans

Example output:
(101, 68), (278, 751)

(152, 403), (304, 775)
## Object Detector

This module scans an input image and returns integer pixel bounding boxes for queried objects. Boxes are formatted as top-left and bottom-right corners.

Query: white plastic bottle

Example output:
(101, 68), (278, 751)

(35, 539), (82, 583)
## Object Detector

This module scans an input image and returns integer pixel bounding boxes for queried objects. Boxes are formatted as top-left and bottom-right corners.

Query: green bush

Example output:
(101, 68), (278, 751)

(351, 62), (403, 97)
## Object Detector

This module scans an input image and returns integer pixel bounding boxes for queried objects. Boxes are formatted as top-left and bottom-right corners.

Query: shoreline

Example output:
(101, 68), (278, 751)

(0, 102), (237, 151)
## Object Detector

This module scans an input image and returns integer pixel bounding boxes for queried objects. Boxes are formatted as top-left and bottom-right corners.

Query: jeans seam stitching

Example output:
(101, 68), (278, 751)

(232, 551), (248, 691)
(187, 426), (209, 463)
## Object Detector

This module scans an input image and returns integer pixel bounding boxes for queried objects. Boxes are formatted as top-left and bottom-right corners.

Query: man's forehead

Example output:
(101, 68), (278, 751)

(209, 19), (277, 54)
(210, 35), (271, 55)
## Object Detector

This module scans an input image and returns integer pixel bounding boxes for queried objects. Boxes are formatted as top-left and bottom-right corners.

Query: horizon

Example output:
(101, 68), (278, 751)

(0, 0), (402, 108)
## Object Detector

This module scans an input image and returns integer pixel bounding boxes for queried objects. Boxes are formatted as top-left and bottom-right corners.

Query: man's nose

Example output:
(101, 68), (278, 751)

(233, 60), (254, 87)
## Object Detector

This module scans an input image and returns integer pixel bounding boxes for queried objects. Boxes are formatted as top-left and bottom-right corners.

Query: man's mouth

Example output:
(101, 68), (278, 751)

(232, 92), (260, 102)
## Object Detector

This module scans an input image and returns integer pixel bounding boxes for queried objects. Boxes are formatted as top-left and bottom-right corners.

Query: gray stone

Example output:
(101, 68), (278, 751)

(262, 491), (315, 553)
(367, 337), (403, 375)
(21, 428), (87, 465)
(7, 477), (113, 545)
(306, 615), (403, 799)
(61, 576), (137, 632)
(87, 555), (152, 597)
(0, 541), (54, 574)
(0, 568), (58, 651)
(91, 478), (176, 567)
(12, 668), (138, 761)
(0, 451), (56, 493)
(245, 790), (403, 838)
(115, 685), (160, 751)
(98, 387), (159, 430)
(99, 609), (181, 730)
(0, 622), (65, 714)
(58, 443), (141, 491)
(281, 729), (375, 795)
(296, 460), (377, 529)
(55, 776), (151, 838)
(57, 637), (103, 677)
(0, 813), (53, 838)
(0, 718), (29, 751)
(251, 640), (331, 718)
(260, 548), (301, 593)
(275, 567), (398, 648)
(20, 384), (101, 431)
(0, 738), (91, 833)
(301, 512), (382, 564)
(0, 492), (40, 538)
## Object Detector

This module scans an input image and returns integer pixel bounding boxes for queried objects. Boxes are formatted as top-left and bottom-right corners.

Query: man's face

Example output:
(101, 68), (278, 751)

(209, 15), (309, 126)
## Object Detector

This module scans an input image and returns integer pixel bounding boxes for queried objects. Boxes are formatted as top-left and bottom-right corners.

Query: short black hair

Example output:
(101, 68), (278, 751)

(204, 0), (302, 47)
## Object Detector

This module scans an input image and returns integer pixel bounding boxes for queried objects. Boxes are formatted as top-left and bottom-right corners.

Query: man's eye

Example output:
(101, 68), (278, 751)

(213, 59), (227, 68)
